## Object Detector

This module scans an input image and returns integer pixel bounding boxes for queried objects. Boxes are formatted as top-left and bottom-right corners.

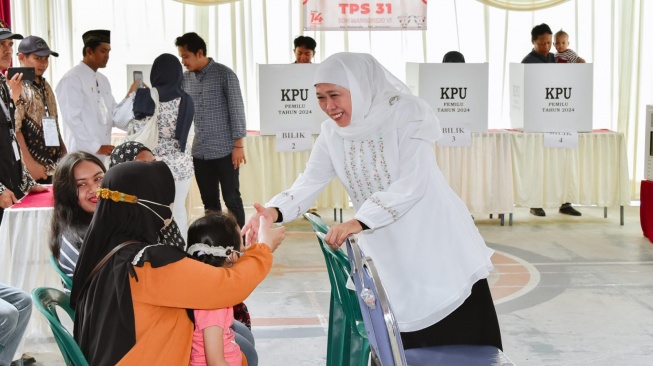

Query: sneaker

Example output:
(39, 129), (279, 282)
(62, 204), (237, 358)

(559, 206), (581, 216)
(530, 208), (546, 217)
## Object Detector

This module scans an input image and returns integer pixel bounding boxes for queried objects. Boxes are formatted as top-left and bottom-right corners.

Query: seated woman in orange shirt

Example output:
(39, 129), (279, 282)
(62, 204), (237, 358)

(71, 161), (285, 366)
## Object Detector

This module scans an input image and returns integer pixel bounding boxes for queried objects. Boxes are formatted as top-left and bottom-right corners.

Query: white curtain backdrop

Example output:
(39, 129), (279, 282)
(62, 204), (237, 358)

(10, 0), (652, 199)
(476, 0), (570, 11)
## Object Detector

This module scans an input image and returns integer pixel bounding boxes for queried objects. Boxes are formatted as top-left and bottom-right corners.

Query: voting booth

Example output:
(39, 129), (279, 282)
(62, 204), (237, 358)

(405, 63), (489, 133)
(258, 64), (327, 135)
(509, 63), (593, 132)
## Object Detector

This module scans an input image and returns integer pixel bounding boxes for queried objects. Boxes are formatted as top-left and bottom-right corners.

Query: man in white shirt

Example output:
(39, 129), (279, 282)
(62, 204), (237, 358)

(56, 30), (116, 160)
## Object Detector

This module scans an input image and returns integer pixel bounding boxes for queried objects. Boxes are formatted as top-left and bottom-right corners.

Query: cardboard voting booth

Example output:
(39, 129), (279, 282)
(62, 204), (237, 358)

(258, 64), (327, 135)
(509, 63), (593, 132)
(405, 62), (489, 133)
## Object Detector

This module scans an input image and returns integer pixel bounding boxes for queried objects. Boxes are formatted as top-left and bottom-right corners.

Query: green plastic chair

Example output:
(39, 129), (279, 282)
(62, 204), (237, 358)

(49, 254), (73, 290)
(31, 287), (89, 366)
(304, 213), (370, 366)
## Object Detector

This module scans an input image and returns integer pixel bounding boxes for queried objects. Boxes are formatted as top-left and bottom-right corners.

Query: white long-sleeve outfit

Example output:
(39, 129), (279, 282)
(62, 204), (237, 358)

(56, 62), (116, 160)
(267, 115), (494, 332)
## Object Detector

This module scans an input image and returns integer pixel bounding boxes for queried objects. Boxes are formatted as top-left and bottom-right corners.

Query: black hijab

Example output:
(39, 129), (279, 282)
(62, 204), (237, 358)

(71, 161), (186, 365)
(108, 141), (187, 250)
(133, 53), (194, 152)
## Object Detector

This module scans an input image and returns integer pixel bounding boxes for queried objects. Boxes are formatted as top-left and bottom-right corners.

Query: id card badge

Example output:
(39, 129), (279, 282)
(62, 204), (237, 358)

(12, 139), (20, 161)
(42, 117), (60, 147)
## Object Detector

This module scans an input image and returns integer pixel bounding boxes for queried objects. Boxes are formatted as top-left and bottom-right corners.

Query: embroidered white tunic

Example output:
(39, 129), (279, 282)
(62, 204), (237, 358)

(56, 62), (117, 160)
(267, 120), (495, 332)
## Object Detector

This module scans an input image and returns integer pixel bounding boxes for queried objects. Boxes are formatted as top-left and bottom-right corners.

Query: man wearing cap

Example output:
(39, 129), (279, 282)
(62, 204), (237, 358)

(15, 36), (66, 184)
(0, 20), (45, 221)
(56, 29), (116, 161)
(0, 18), (44, 366)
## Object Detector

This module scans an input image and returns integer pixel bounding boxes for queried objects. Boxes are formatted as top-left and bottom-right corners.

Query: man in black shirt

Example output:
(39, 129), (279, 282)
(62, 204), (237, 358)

(521, 23), (581, 217)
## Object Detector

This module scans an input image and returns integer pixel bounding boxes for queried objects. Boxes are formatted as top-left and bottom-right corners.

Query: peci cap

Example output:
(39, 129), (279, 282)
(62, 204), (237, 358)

(0, 19), (23, 41)
(18, 36), (59, 57)
(82, 29), (110, 45)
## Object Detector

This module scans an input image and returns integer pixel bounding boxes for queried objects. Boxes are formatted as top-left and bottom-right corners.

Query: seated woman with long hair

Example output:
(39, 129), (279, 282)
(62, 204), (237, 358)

(49, 152), (106, 289)
(71, 161), (285, 365)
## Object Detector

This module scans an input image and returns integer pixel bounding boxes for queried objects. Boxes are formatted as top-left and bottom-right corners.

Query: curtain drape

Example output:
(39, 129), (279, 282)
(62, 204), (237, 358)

(0, 0), (10, 26)
(8, 0), (652, 200)
(174, 0), (238, 5)
(477, 0), (568, 11)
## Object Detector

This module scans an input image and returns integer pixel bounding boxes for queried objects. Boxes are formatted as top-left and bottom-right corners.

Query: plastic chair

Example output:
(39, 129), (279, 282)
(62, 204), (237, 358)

(49, 254), (73, 290)
(345, 238), (515, 366)
(31, 287), (89, 366)
(304, 213), (370, 366)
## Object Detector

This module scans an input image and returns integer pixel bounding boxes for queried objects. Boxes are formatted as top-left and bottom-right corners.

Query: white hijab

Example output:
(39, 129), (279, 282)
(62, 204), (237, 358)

(313, 52), (441, 142)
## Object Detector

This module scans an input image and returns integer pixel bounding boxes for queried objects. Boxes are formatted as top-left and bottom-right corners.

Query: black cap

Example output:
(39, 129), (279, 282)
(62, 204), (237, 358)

(18, 36), (59, 57)
(82, 29), (110, 45)
(0, 19), (23, 41)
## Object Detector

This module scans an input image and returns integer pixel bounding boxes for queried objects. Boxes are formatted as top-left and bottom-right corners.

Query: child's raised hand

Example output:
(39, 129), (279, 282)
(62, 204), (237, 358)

(257, 215), (285, 253)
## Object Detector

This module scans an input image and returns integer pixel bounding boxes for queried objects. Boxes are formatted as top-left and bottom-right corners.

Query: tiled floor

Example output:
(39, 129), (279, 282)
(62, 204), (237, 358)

(22, 204), (653, 365)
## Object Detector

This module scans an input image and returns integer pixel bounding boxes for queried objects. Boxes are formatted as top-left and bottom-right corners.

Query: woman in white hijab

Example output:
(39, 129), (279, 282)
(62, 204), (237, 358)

(243, 52), (502, 350)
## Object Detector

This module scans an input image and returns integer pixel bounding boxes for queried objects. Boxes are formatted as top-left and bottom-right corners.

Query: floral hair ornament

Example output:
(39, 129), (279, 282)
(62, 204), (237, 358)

(96, 187), (174, 228)
(187, 243), (243, 260)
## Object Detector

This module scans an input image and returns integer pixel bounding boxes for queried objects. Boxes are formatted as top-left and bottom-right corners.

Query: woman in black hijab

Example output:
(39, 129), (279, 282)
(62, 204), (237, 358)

(109, 141), (186, 250)
(117, 53), (195, 241)
(71, 161), (284, 365)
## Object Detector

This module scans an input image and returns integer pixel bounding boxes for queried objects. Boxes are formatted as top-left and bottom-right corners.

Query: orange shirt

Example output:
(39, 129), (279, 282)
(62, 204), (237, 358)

(117, 243), (272, 365)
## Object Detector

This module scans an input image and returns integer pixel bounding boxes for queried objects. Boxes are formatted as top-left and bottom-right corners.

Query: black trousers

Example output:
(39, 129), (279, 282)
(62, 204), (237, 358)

(400, 278), (503, 351)
(193, 155), (245, 228)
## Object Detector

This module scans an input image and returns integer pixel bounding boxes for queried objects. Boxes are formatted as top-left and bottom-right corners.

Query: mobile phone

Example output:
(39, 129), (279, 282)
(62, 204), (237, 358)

(7, 67), (35, 82)
(133, 71), (144, 88)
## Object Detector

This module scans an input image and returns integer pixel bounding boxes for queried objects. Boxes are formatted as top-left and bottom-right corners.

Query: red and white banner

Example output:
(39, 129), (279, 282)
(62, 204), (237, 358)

(302, 0), (427, 31)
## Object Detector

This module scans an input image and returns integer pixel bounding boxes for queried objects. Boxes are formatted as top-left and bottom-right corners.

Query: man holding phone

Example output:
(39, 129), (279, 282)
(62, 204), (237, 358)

(14, 35), (66, 184)
(56, 29), (116, 161)
(0, 20), (47, 225)
(0, 21), (44, 366)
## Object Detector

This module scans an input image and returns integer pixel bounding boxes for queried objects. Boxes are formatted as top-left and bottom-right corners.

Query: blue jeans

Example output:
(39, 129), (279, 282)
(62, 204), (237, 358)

(0, 283), (32, 366)
(233, 320), (257, 366)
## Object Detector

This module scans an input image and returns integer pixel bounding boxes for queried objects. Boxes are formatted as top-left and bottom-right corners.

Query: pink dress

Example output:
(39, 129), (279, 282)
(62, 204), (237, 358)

(190, 307), (242, 366)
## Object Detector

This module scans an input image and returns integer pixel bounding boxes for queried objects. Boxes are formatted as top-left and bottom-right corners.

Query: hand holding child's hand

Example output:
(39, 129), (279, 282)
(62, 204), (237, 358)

(257, 216), (285, 253)
(243, 203), (279, 246)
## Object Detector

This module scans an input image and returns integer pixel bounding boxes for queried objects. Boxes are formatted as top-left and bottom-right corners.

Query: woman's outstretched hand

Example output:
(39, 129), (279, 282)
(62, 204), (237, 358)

(243, 203), (279, 246)
(324, 219), (363, 249)
(257, 215), (285, 253)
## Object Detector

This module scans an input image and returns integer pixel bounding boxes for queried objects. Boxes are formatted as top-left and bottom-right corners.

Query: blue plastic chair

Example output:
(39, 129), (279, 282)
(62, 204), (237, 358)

(304, 213), (370, 366)
(345, 237), (514, 366)
(31, 287), (89, 366)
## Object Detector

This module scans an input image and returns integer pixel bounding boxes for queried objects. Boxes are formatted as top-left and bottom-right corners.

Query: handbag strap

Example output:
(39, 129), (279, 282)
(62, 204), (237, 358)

(150, 87), (160, 111)
(78, 240), (141, 298)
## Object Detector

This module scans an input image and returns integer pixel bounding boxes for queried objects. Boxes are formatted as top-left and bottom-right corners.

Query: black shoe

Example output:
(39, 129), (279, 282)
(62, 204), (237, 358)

(530, 208), (546, 217)
(559, 206), (582, 216)
(10, 355), (36, 366)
